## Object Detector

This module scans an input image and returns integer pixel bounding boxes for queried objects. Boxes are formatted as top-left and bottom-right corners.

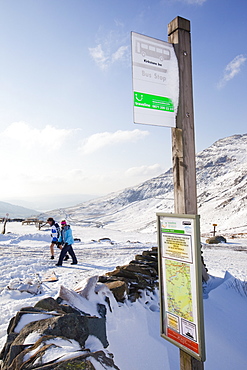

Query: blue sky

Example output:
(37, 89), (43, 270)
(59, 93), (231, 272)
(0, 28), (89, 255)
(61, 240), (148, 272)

(0, 0), (246, 210)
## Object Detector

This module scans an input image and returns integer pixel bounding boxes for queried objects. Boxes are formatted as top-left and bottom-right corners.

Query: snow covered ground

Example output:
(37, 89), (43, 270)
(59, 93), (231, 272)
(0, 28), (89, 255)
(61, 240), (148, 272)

(0, 222), (247, 369)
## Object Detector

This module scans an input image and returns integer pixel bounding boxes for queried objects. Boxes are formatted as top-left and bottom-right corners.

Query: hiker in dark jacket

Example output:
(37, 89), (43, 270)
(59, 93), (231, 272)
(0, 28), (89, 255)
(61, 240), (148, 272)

(56, 220), (78, 266)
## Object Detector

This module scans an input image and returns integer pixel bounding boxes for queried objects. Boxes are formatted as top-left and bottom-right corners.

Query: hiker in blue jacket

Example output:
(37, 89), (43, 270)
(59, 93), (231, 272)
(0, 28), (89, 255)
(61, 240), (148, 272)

(56, 220), (78, 266)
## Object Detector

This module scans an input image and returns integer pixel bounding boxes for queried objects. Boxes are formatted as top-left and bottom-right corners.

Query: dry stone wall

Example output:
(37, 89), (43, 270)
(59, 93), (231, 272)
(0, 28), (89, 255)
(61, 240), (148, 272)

(0, 247), (159, 369)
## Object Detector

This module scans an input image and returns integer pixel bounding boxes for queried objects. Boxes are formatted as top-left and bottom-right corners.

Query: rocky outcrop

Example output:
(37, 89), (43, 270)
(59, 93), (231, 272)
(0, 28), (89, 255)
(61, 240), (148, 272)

(0, 297), (118, 370)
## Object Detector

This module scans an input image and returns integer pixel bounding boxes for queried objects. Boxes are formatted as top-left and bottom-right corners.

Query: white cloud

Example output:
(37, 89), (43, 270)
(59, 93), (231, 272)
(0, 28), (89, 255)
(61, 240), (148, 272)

(125, 164), (163, 178)
(112, 46), (129, 62)
(89, 43), (129, 70)
(0, 123), (152, 202)
(80, 129), (149, 154)
(1, 121), (74, 151)
(89, 24), (129, 70)
(114, 19), (125, 28)
(88, 44), (109, 70)
(0, 122), (80, 198)
(217, 54), (247, 89)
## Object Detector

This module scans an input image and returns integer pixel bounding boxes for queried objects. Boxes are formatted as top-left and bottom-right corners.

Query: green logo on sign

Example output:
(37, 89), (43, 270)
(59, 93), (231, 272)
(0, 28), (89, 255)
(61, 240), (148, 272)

(134, 92), (174, 112)
(161, 228), (185, 234)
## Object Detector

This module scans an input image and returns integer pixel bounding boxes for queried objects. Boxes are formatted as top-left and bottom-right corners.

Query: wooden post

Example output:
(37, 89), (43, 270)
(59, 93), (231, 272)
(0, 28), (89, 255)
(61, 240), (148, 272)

(168, 16), (197, 215)
(168, 16), (204, 370)
(1, 218), (7, 234)
(213, 224), (217, 236)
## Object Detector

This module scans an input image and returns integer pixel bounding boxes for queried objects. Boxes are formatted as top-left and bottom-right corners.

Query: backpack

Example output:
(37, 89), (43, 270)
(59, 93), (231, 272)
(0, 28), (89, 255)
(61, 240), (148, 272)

(54, 222), (60, 238)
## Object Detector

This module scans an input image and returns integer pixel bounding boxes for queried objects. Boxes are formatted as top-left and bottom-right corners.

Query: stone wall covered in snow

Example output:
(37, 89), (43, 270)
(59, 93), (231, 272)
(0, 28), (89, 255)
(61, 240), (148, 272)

(0, 248), (159, 370)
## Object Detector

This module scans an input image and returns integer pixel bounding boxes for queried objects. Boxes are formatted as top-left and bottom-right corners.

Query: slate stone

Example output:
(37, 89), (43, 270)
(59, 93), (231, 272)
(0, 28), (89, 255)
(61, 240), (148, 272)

(34, 297), (63, 313)
(105, 280), (128, 302)
(206, 235), (227, 244)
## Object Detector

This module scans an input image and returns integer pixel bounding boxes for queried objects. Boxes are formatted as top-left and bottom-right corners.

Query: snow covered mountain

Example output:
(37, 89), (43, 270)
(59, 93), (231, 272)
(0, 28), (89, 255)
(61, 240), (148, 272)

(196, 134), (247, 234)
(0, 201), (38, 219)
(42, 134), (247, 235)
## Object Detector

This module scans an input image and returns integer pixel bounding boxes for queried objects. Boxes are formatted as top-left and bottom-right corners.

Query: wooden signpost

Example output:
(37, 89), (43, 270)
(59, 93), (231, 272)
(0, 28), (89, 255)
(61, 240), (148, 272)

(168, 16), (205, 370)
(131, 15), (207, 370)
(212, 224), (217, 236)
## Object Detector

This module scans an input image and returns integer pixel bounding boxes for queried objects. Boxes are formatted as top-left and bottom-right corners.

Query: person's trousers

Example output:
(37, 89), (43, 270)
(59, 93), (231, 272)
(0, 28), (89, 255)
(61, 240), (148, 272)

(57, 244), (77, 265)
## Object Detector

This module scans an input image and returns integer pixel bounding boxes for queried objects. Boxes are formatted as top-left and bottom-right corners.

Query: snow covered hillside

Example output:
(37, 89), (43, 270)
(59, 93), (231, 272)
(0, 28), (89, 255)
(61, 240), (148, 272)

(41, 133), (247, 235)
(0, 201), (38, 219)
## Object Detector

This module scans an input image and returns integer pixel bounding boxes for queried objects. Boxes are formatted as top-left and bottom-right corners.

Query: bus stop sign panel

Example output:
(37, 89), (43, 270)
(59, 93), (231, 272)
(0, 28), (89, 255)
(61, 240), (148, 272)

(131, 32), (179, 128)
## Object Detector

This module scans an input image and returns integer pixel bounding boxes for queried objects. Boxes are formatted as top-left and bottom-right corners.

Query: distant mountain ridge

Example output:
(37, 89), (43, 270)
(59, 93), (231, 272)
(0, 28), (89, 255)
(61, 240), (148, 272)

(42, 134), (247, 234)
(0, 201), (38, 219)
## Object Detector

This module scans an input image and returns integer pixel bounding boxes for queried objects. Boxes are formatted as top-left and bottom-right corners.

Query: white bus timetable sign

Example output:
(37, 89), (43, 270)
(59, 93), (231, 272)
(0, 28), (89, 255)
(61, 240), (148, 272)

(131, 32), (179, 128)
(157, 213), (206, 361)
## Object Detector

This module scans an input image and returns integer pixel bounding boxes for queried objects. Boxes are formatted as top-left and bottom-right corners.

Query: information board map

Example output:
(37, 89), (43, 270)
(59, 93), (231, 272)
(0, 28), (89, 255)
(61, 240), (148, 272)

(157, 214), (205, 361)
(165, 259), (193, 322)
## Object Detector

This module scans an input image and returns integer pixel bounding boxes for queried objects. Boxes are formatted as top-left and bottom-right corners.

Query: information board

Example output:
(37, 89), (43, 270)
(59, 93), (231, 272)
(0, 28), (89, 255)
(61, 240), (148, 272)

(157, 213), (205, 361)
(131, 32), (179, 127)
